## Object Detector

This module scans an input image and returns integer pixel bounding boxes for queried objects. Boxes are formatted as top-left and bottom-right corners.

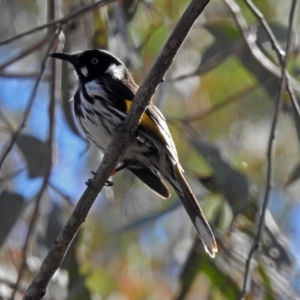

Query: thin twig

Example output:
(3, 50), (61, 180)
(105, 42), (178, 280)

(244, 0), (300, 125)
(0, 35), (50, 71)
(239, 0), (297, 298)
(0, 107), (15, 130)
(23, 1), (211, 299)
(0, 72), (51, 80)
(0, 168), (26, 184)
(0, 0), (114, 46)
(10, 183), (50, 300)
(244, 0), (285, 65)
(10, 3), (59, 299)
(178, 84), (257, 123)
(48, 182), (73, 206)
(0, 26), (62, 170)
(46, 0), (57, 169)
(223, 0), (280, 77)
(0, 278), (26, 295)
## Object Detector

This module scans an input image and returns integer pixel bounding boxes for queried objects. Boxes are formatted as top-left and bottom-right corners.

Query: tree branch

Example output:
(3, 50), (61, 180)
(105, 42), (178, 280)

(0, 72), (51, 80)
(0, 35), (51, 71)
(239, 0), (297, 298)
(23, 0), (211, 299)
(177, 84), (257, 123)
(0, 27), (62, 170)
(10, 3), (59, 299)
(243, 0), (300, 124)
(0, 0), (114, 46)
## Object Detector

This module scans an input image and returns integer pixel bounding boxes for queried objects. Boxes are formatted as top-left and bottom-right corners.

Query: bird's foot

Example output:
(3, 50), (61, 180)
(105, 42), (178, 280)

(88, 171), (114, 187)
(85, 178), (95, 189)
(87, 163), (130, 188)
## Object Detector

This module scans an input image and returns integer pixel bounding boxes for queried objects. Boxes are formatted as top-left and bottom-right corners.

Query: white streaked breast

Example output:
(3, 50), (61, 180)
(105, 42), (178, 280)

(85, 80), (107, 99)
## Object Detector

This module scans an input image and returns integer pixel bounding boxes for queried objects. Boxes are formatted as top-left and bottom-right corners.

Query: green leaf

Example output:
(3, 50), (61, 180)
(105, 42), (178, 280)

(176, 238), (240, 300)
(285, 161), (300, 187)
(205, 21), (241, 42)
(142, 25), (168, 59)
(44, 203), (65, 249)
(195, 41), (232, 75)
(257, 262), (276, 300)
(191, 139), (253, 215)
(62, 233), (92, 300)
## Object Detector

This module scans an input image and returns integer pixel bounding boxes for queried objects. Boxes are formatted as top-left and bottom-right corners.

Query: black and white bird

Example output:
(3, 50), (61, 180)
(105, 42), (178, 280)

(51, 49), (217, 257)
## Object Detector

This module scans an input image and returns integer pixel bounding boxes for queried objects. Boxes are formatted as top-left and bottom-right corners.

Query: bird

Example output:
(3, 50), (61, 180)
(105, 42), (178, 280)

(50, 49), (217, 257)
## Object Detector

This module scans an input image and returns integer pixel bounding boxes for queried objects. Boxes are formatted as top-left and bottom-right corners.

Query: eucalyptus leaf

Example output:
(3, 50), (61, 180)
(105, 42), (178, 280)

(44, 203), (65, 249)
(191, 139), (253, 215)
(285, 161), (300, 187)
(176, 238), (240, 300)
(16, 134), (49, 178)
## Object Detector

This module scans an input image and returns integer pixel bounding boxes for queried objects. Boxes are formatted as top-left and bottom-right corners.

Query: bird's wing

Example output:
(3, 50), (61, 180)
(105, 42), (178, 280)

(124, 100), (178, 164)
(128, 166), (170, 199)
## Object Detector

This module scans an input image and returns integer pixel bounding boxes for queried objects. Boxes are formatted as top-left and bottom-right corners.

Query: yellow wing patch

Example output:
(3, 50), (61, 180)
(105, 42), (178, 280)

(125, 100), (131, 111)
(125, 100), (165, 142)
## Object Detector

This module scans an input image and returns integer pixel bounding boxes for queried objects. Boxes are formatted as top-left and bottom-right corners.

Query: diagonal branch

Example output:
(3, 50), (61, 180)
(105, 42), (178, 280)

(0, 0), (114, 46)
(0, 26), (62, 170)
(238, 0), (298, 298)
(0, 35), (50, 71)
(243, 0), (285, 65)
(178, 84), (257, 123)
(10, 3), (60, 299)
(0, 72), (51, 80)
(23, 0), (211, 299)
(243, 0), (300, 124)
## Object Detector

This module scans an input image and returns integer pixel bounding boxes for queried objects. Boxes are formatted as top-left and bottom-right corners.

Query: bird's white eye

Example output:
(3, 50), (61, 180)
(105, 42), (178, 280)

(91, 58), (98, 64)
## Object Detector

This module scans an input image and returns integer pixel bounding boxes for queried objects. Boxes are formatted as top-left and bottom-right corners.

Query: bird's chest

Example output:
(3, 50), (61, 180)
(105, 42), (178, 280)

(74, 82), (125, 151)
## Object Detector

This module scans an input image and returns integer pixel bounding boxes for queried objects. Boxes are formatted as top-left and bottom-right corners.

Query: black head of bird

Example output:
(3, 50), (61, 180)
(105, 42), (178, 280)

(51, 49), (125, 83)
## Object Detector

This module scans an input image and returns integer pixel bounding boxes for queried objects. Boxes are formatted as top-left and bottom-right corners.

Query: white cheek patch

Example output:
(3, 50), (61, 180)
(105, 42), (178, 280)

(80, 66), (88, 77)
(105, 64), (125, 80)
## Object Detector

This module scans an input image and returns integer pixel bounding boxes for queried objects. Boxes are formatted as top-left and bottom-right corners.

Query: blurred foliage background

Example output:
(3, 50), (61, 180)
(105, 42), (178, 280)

(0, 0), (299, 299)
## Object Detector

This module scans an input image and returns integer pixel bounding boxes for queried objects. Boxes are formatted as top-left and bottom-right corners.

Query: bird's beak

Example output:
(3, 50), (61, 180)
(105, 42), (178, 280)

(50, 52), (79, 66)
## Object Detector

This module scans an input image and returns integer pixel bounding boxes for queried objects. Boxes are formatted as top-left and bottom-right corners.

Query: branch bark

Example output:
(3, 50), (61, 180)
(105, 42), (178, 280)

(0, 0), (114, 46)
(10, 2), (59, 299)
(239, 0), (298, 298)
(0, 27), (62, 169)
(23, 0), (211, 299)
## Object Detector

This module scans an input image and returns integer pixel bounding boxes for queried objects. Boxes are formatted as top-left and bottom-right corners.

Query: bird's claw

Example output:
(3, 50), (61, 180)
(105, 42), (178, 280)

(104, 179), (114, 186)
(85, 178), (95, 189)
(88, 171), (114, 187)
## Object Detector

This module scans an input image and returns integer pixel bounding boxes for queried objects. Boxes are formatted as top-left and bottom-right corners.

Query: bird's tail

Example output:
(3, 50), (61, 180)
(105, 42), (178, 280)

(170, 164), (217, 257)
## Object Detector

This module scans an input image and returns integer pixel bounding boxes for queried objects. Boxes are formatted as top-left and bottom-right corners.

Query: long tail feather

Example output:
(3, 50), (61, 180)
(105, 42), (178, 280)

(171, 165), (217, 257)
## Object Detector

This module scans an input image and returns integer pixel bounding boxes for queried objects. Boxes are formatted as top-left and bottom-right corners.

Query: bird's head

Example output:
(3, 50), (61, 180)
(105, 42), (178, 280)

(50, 49), (125, 83)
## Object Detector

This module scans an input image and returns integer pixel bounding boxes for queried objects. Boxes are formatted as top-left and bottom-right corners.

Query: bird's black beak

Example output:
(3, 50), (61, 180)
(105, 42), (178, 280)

(50, 52), (79, 66)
